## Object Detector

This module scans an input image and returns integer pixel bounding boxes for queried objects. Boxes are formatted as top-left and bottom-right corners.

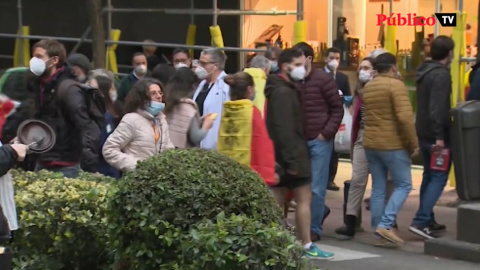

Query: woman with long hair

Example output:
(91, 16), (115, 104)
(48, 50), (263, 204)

(217, 71), (276, 186)
(165, 67), (214, 148)
(103, 78), (174, 172)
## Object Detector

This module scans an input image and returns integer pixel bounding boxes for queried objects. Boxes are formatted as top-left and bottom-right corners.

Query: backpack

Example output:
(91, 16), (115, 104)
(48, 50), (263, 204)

(58, 79), (106, 129)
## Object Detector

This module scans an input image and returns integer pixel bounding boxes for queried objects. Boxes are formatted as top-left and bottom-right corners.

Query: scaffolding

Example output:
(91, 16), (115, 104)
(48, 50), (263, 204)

(2, 0), (305, 69)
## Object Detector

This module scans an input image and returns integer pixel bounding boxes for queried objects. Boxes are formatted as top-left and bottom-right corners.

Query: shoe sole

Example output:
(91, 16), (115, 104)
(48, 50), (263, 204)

(304, 255), (335, 260)
(409, 226), (434, 240)
(375, 231), (405, 244)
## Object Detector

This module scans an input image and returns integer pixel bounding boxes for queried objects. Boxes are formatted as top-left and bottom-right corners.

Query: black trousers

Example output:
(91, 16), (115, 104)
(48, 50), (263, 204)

(329, 149), (339, 184)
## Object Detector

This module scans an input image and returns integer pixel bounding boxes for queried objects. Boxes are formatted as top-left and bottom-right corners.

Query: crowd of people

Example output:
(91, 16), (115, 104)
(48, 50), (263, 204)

(0, 35), (456, 260)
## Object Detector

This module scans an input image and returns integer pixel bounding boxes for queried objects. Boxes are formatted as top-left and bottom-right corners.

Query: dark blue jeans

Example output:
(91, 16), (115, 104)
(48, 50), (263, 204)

(35, 163), (81, 178)
(412, 140), (452, 226)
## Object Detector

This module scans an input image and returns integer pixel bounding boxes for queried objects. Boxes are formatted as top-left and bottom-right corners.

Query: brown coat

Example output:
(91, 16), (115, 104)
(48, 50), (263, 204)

(362, 74), (418, 152)
(166, 98), (200, 148)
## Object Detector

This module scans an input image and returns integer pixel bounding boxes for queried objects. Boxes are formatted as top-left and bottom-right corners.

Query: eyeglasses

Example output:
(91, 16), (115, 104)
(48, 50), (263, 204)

(198, 61), (217, 67)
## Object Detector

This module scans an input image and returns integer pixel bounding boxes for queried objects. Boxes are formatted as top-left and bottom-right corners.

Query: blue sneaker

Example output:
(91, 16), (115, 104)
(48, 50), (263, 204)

(304, 244), (334, 260)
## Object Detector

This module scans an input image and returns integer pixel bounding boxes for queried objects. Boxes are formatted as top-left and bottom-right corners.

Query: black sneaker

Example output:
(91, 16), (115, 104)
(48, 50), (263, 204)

(430, 221), (447, 232)
(409, 224), (439, 239)
(327, 182), (340, 191)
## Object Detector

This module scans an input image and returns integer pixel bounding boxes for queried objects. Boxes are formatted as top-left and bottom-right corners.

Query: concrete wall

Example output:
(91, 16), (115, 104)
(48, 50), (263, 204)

(0, 0), (241, 72)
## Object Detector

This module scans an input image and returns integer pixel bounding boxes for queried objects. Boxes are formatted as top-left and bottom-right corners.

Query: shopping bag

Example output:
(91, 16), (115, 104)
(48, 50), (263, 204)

(334, 105), (352, 153)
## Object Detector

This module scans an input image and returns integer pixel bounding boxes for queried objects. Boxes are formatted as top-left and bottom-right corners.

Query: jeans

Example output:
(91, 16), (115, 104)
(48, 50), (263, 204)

(35, 163), (81, 178)
(412, 140), (452, 226)
(308, 139), (333, 236)
(365, 149), (412, 229)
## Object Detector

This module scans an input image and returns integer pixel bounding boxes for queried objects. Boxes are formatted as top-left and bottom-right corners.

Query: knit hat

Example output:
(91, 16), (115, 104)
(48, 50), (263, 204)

(67, 53), (92, 73)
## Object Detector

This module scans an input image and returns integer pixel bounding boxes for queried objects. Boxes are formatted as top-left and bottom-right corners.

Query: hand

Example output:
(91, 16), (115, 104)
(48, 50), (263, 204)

(317, 134), (326, 141)
(10, 137), (18, 144)
(273, 173), (280, 185)
(287, 169), (298, 176)
(411, 147), (420, 158)
(432, 140), (445, 153)
(10, 143), (29, 161)
(201, 114), (215, 130)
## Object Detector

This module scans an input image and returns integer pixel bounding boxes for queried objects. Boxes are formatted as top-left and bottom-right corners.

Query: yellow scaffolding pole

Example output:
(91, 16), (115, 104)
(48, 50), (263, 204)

(13, 26), (30, 67)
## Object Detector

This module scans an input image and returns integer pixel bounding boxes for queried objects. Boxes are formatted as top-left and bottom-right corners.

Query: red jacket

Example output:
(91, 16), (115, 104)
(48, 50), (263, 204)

(0, 99), (15, 139)
(296, 69), (344, 140)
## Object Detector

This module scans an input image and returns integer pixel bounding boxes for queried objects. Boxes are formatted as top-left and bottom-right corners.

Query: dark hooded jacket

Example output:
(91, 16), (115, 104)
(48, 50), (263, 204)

(415, 60), (452, 143)
(30, 66), (101, 172)
(264, 75), (310, 178)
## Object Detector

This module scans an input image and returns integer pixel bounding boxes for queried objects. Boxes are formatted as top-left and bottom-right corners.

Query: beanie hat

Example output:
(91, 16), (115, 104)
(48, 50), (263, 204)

(67, 53), (92, 73)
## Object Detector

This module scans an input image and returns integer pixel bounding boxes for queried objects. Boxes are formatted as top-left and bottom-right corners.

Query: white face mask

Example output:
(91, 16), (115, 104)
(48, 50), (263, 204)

(174, 63), (189, 70)
(29, 57), (48, 76)
(289, 65), (306, 81)
(358, 70), (372, 83)
(195, 66), (208, 80)
(327, 59), (339, 70)
(109, 90), (117, 102)
(134, 64), (147, 76)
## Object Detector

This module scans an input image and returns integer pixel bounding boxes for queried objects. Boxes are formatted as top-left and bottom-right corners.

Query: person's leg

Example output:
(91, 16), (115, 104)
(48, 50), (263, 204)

(328, 149), (340, 190)
(376, 149), (412, 243)
(309, 139), (334, 238)
(410, 142), (451, 238)
(293, 182), (334, 259)
(364, 149), (388, 229)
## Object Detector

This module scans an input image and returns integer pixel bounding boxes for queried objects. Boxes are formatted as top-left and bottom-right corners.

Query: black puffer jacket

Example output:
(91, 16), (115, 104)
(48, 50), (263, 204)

(31, 66), (101, 172)
(415, 60), (452, 143)
(265, 75), (311, 178)
(0, 144), (17, 177)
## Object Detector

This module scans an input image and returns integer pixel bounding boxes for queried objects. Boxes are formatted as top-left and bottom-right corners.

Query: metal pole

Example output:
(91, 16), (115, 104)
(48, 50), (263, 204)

(70, 26), (92, 54)
(459, 0), (463, 12)
(434, 0), (441, 37)
(297, 0), (304, 20)
(389, 0), (393, 14)
(190, 0), (195, 24)
(104, 7), (297, 15)
(107, 0), (112, 41)
(0, 33), (268, 53)
(213, 0), (218, 25)
(17, 0), (24, 67)
(327, 0), (333, 47)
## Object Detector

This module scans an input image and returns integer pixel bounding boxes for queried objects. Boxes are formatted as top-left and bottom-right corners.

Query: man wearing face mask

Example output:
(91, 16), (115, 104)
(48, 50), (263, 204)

(67, 53), (91, 83)
(362, 52), (418, 244)
(265, 46), (282, 75)
(244, 55), (271, 117)
(172, 48), (192, 70)
(292, 42), (344, 243)
(192, 48), (230, 150)
(27, 39), (101, 177)
(118, 52), (150, 103)
(264, 48), (334, 259)
(409, 36), (454, 239)
(323, 47), (351, 191)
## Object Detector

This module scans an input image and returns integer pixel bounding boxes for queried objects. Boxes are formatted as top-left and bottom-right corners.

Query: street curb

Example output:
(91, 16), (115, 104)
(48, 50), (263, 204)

(425, 238), (480, 263)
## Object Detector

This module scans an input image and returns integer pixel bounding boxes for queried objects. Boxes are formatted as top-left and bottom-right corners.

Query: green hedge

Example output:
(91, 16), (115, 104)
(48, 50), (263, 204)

(11, 170), (114, 270)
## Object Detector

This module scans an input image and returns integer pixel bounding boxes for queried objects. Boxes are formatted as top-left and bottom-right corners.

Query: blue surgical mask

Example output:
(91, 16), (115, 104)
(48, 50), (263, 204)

(270, 61), (279, 73)
(146, 101), (165, 116)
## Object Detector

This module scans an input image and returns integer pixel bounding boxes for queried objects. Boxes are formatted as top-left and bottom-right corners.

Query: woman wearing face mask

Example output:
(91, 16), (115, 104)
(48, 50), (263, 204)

(165, 67), (214, 148)
(87, 72), (123, 178)
(217, 72), (276, 186)
(335, 58), (396, 239)
(103, 78), (174, 172)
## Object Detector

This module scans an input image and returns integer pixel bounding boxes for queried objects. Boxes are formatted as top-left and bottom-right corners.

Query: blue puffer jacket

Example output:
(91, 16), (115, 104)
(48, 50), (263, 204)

(98, 112), (121, 179)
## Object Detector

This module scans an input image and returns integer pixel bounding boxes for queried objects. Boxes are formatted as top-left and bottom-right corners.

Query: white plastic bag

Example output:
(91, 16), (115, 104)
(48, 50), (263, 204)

(334, 105), (352, 154)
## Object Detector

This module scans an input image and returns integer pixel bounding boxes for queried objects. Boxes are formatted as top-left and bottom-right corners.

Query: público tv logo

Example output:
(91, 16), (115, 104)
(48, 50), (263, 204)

(376, 13), (457, 27)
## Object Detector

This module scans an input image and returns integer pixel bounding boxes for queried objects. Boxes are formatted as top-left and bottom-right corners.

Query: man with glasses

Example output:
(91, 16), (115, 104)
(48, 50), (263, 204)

(192, 48), (230, 149)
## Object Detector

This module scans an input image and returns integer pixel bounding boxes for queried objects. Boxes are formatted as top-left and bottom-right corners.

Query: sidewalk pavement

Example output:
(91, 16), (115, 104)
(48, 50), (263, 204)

(289, 161), (459, 252)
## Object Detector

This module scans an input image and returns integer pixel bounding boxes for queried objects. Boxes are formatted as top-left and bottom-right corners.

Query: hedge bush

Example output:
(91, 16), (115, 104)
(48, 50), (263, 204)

(181, 213), (312, 270)
(11, 171), (114, 270)
(108, 149), (284, 269)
